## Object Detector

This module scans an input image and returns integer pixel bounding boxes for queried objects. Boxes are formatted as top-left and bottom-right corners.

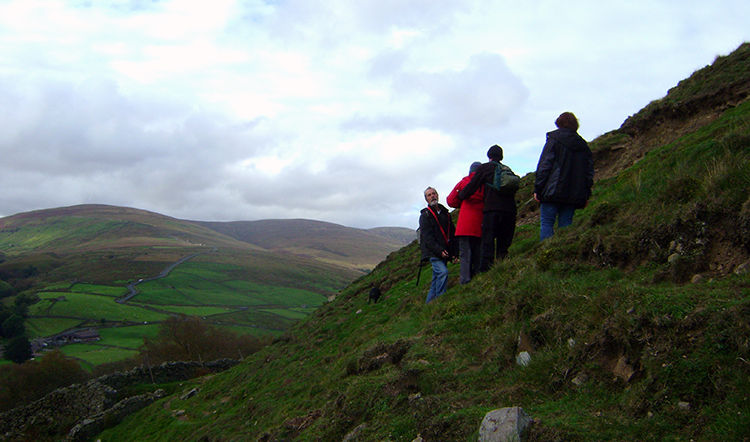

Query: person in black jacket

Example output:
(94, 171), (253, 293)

(533, 112), (594, 240)
(457, 145), (518, 272)
(419, 187), (456, 303)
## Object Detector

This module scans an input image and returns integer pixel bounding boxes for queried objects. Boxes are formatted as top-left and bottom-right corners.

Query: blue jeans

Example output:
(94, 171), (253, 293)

(540, 203), (575, 240)
(426, 257), (448, 303)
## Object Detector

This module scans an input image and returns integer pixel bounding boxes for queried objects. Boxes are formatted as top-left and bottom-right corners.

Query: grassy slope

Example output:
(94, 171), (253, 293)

(99, 44), (750, 440)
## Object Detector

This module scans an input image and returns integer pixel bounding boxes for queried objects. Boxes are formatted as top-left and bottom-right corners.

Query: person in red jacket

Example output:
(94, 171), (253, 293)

(447, 162), (484, 284)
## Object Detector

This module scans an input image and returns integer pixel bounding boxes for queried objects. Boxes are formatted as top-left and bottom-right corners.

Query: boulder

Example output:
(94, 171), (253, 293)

(478, 407), (531, 442)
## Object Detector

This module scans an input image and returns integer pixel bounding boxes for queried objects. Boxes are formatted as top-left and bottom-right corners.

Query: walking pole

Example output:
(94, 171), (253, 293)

(416, 259), (423, 287)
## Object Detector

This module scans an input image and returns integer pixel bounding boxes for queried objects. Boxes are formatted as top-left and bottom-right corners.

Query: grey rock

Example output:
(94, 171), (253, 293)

(735, 261), (750, 275)
(180, 387), (199, 400)
(478, 407), (531, 442)
(515, 351), (531, 367)
(571, 373), (588, 386)
(613, 356), (635, 382)
(342, 423), (367, 441)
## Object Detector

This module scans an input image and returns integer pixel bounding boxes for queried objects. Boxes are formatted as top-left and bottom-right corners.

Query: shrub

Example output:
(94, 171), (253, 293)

(0, 349), (87, 412)
(3, 336), (32, 364)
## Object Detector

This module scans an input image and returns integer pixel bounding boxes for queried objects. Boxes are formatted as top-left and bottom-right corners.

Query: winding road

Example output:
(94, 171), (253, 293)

(115, 248), (216, 304)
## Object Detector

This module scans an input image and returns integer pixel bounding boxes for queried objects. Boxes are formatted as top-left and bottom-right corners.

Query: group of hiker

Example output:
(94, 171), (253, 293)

(419, 112), (594, 303)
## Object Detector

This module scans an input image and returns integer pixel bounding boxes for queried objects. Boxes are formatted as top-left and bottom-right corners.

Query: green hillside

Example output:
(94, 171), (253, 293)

(95, 43), (750, 441)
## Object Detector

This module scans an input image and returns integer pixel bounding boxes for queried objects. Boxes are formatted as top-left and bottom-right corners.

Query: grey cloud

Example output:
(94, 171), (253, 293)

(0, 73), (278, 218)
(349, 0), (472, 33)
(252, 0), (471, 47)
(368, 49), (408, 79)
(345, 52), (528, 138)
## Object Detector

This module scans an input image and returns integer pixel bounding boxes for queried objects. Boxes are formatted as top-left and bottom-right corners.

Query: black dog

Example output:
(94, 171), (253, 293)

(368, 285), (382, 304)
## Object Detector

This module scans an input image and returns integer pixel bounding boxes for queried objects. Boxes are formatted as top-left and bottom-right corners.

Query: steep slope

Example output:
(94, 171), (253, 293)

(197, 219), (414, 272)
(84, 43), (750, 440)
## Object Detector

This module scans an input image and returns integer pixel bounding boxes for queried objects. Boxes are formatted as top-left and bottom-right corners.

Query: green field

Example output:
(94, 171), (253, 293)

(60, 343), (139, 369)
(98, 324), (161, 348)
(70, 283), (127, 297)
(18, 260), (332, 367)
(26, 317), (83, 338)
(30, 292), (167, 323)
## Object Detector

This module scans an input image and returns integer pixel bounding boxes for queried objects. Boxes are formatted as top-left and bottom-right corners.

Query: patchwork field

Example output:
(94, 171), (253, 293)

(24, 260), (329, 368)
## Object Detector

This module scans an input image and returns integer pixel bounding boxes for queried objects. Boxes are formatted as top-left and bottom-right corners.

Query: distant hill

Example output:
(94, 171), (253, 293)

(366, 226), (417, 245)
(0, 204), (250, 254)
(197, 219), (415, 272)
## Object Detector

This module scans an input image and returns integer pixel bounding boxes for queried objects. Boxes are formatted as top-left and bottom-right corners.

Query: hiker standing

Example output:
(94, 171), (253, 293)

(419, 187), (456, 303)
(533, 112), (594, 240)
(447, 162), (484, 284)
(457, 145), (519, 272)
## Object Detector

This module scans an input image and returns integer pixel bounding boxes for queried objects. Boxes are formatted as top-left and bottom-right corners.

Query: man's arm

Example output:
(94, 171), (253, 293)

(446, 179), (463, 208)
(457, 167), (486, 201)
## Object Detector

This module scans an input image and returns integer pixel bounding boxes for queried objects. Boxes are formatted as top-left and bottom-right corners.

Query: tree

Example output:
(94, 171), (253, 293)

(140, 315), (266, 365)
(0, 349), (87, 412)
(12, 293), (38, 317)
(0, 307), (11, 337)
(1, 314), (25, 338)
(4, 336), (32, 363)
(0, 280), (13, 298)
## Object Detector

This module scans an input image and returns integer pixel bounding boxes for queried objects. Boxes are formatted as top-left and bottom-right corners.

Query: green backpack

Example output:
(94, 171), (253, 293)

(487, 161), (520, 193)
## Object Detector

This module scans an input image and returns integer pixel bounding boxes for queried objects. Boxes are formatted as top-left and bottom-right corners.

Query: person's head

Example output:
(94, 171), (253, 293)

(487, 144), (503, 161)
(424, 187), (439, 207)
(469, 161), (482, 174)
(555, 112), (579, 131)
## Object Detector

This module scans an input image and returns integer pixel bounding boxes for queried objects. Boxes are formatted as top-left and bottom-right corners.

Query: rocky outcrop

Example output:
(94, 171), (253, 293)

(0, 359), (239, 441)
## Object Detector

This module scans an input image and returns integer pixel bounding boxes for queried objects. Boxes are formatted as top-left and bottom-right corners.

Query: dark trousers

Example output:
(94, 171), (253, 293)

(458, 236), (482, 284)
(479, 210), (516, 272)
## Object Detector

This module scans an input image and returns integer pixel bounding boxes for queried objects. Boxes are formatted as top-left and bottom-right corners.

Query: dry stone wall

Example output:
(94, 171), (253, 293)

(0, 359), (238, 441)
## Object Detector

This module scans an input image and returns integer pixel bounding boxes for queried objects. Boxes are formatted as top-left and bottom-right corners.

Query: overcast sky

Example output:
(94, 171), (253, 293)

(1, 1), (748, 229)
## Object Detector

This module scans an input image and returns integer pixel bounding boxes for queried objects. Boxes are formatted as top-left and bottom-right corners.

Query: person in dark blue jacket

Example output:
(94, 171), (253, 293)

(533, 112), (594, 240)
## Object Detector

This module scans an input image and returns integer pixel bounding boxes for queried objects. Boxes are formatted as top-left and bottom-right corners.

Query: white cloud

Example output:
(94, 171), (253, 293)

(1, 0), (749, 228)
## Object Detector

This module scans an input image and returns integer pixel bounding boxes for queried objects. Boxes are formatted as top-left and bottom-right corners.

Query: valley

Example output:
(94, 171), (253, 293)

(0, 206), (413, 368)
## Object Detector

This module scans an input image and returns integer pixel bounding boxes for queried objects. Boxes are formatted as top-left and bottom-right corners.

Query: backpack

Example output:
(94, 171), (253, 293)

(487, 161), (520, 193)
